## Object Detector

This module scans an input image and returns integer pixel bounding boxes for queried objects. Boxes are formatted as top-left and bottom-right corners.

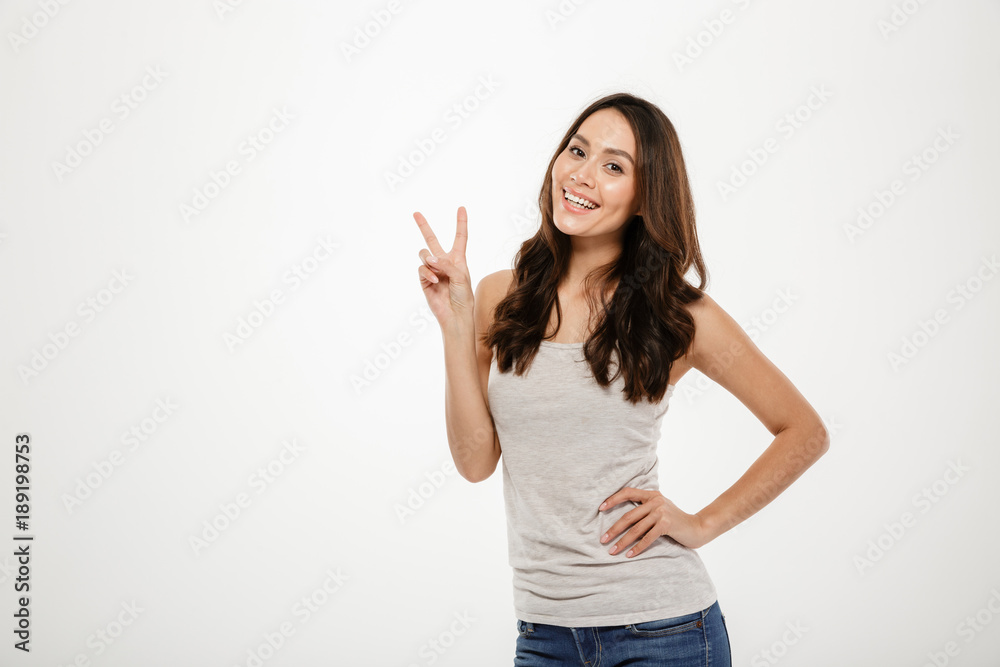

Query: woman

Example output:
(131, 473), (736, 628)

(413, 92), (829, 666)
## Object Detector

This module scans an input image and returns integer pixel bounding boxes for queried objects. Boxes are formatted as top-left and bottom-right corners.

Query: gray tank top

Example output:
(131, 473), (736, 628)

(488, 340), (718, 627)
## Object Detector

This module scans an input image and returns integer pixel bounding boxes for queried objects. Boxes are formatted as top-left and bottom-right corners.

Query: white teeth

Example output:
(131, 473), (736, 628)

(564, 190), (597, 209)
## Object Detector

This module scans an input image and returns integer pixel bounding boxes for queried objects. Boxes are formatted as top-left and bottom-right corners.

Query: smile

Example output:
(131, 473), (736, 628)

(563, 187), (599, 210)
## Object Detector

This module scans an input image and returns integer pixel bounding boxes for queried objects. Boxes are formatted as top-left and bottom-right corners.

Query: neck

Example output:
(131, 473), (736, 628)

(562, 236), (622, 295)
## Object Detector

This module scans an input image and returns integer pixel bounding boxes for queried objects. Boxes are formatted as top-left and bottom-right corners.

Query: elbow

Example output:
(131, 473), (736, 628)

(462, 461), (498, 484)
(460, 450), (500, 483)
(776, 417), (830, 458)
(781, 418), (829, 463)
(453, 430), (500, 483)
(807, 420), (831, 460)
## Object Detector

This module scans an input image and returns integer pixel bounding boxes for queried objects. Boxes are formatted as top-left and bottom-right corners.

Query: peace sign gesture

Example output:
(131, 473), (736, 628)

(413, 206), (474, 330)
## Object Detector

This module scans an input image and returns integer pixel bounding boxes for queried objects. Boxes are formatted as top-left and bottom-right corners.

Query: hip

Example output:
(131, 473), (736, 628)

(514, 599), (732, 666)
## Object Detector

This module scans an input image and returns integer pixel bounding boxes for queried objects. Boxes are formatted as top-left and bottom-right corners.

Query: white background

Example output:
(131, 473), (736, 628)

(1, 1), (999, 665)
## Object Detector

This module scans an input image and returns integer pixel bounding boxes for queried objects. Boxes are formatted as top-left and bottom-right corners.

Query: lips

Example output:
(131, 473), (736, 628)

(562, 186), (600, 210)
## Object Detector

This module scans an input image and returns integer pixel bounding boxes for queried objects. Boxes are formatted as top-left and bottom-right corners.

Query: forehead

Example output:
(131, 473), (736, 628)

(577, 108), (636, 152)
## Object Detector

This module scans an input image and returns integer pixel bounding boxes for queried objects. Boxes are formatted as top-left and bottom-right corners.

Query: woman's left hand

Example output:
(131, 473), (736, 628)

(599, 487), (710, 555)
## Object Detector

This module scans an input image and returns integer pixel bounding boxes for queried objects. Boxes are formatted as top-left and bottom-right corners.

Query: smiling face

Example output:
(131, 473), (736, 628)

(550, 107), (641, 240)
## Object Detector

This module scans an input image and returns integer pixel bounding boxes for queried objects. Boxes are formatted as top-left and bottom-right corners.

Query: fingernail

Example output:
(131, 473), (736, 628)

(599, 502), (607, 510)
(600, 533), (608, 543)
(428, 255), (438, 263)
(609, 545), (617, 555)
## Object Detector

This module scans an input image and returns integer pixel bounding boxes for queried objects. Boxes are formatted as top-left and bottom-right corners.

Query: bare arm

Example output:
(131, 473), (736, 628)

(414, 207), (502, 483)
(440, 275), (503, 483)
(687, 293), (831, 543)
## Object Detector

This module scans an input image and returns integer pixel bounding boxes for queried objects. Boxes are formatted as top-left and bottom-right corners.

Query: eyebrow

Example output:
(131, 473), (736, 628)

(570, 133), (635, 166)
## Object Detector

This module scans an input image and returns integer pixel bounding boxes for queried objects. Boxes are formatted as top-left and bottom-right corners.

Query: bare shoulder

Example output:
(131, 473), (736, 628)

(686, 292), (733, 343)
(474, 269), (514, 320)
(682, 292), (749, 369)
(473, 269), (513, 361)
(475, 268), (514, 300)
(685, 290), (719, 319)
(665, 292), (718, 378)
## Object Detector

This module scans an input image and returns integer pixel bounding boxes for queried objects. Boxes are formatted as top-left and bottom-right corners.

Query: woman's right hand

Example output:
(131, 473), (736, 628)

(413, 206), (474, 331)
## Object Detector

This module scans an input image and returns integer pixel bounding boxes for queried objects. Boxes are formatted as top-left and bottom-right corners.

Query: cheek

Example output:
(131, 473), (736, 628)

(551, 159), (568, 180)
(613, 184), (637, 208)
(604, 184), (630, 207)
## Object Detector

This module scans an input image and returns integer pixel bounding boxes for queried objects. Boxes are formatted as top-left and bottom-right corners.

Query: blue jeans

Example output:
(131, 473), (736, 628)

(514, 600), (731, 666)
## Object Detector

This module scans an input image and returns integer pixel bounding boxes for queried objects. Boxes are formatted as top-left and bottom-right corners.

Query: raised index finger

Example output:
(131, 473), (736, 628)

(413, 211), (447, 258)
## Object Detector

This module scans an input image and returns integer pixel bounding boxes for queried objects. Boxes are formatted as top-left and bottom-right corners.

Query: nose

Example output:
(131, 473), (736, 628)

(570, 162), (595, 187)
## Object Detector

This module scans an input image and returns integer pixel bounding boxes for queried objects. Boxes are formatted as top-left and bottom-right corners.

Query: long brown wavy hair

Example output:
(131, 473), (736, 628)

(482, 92), (709, 405)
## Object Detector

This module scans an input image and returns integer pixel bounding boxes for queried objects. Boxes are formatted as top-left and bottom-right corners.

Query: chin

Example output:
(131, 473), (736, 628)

(551, 216), (571, 235)
(552, 215), (586, 236)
